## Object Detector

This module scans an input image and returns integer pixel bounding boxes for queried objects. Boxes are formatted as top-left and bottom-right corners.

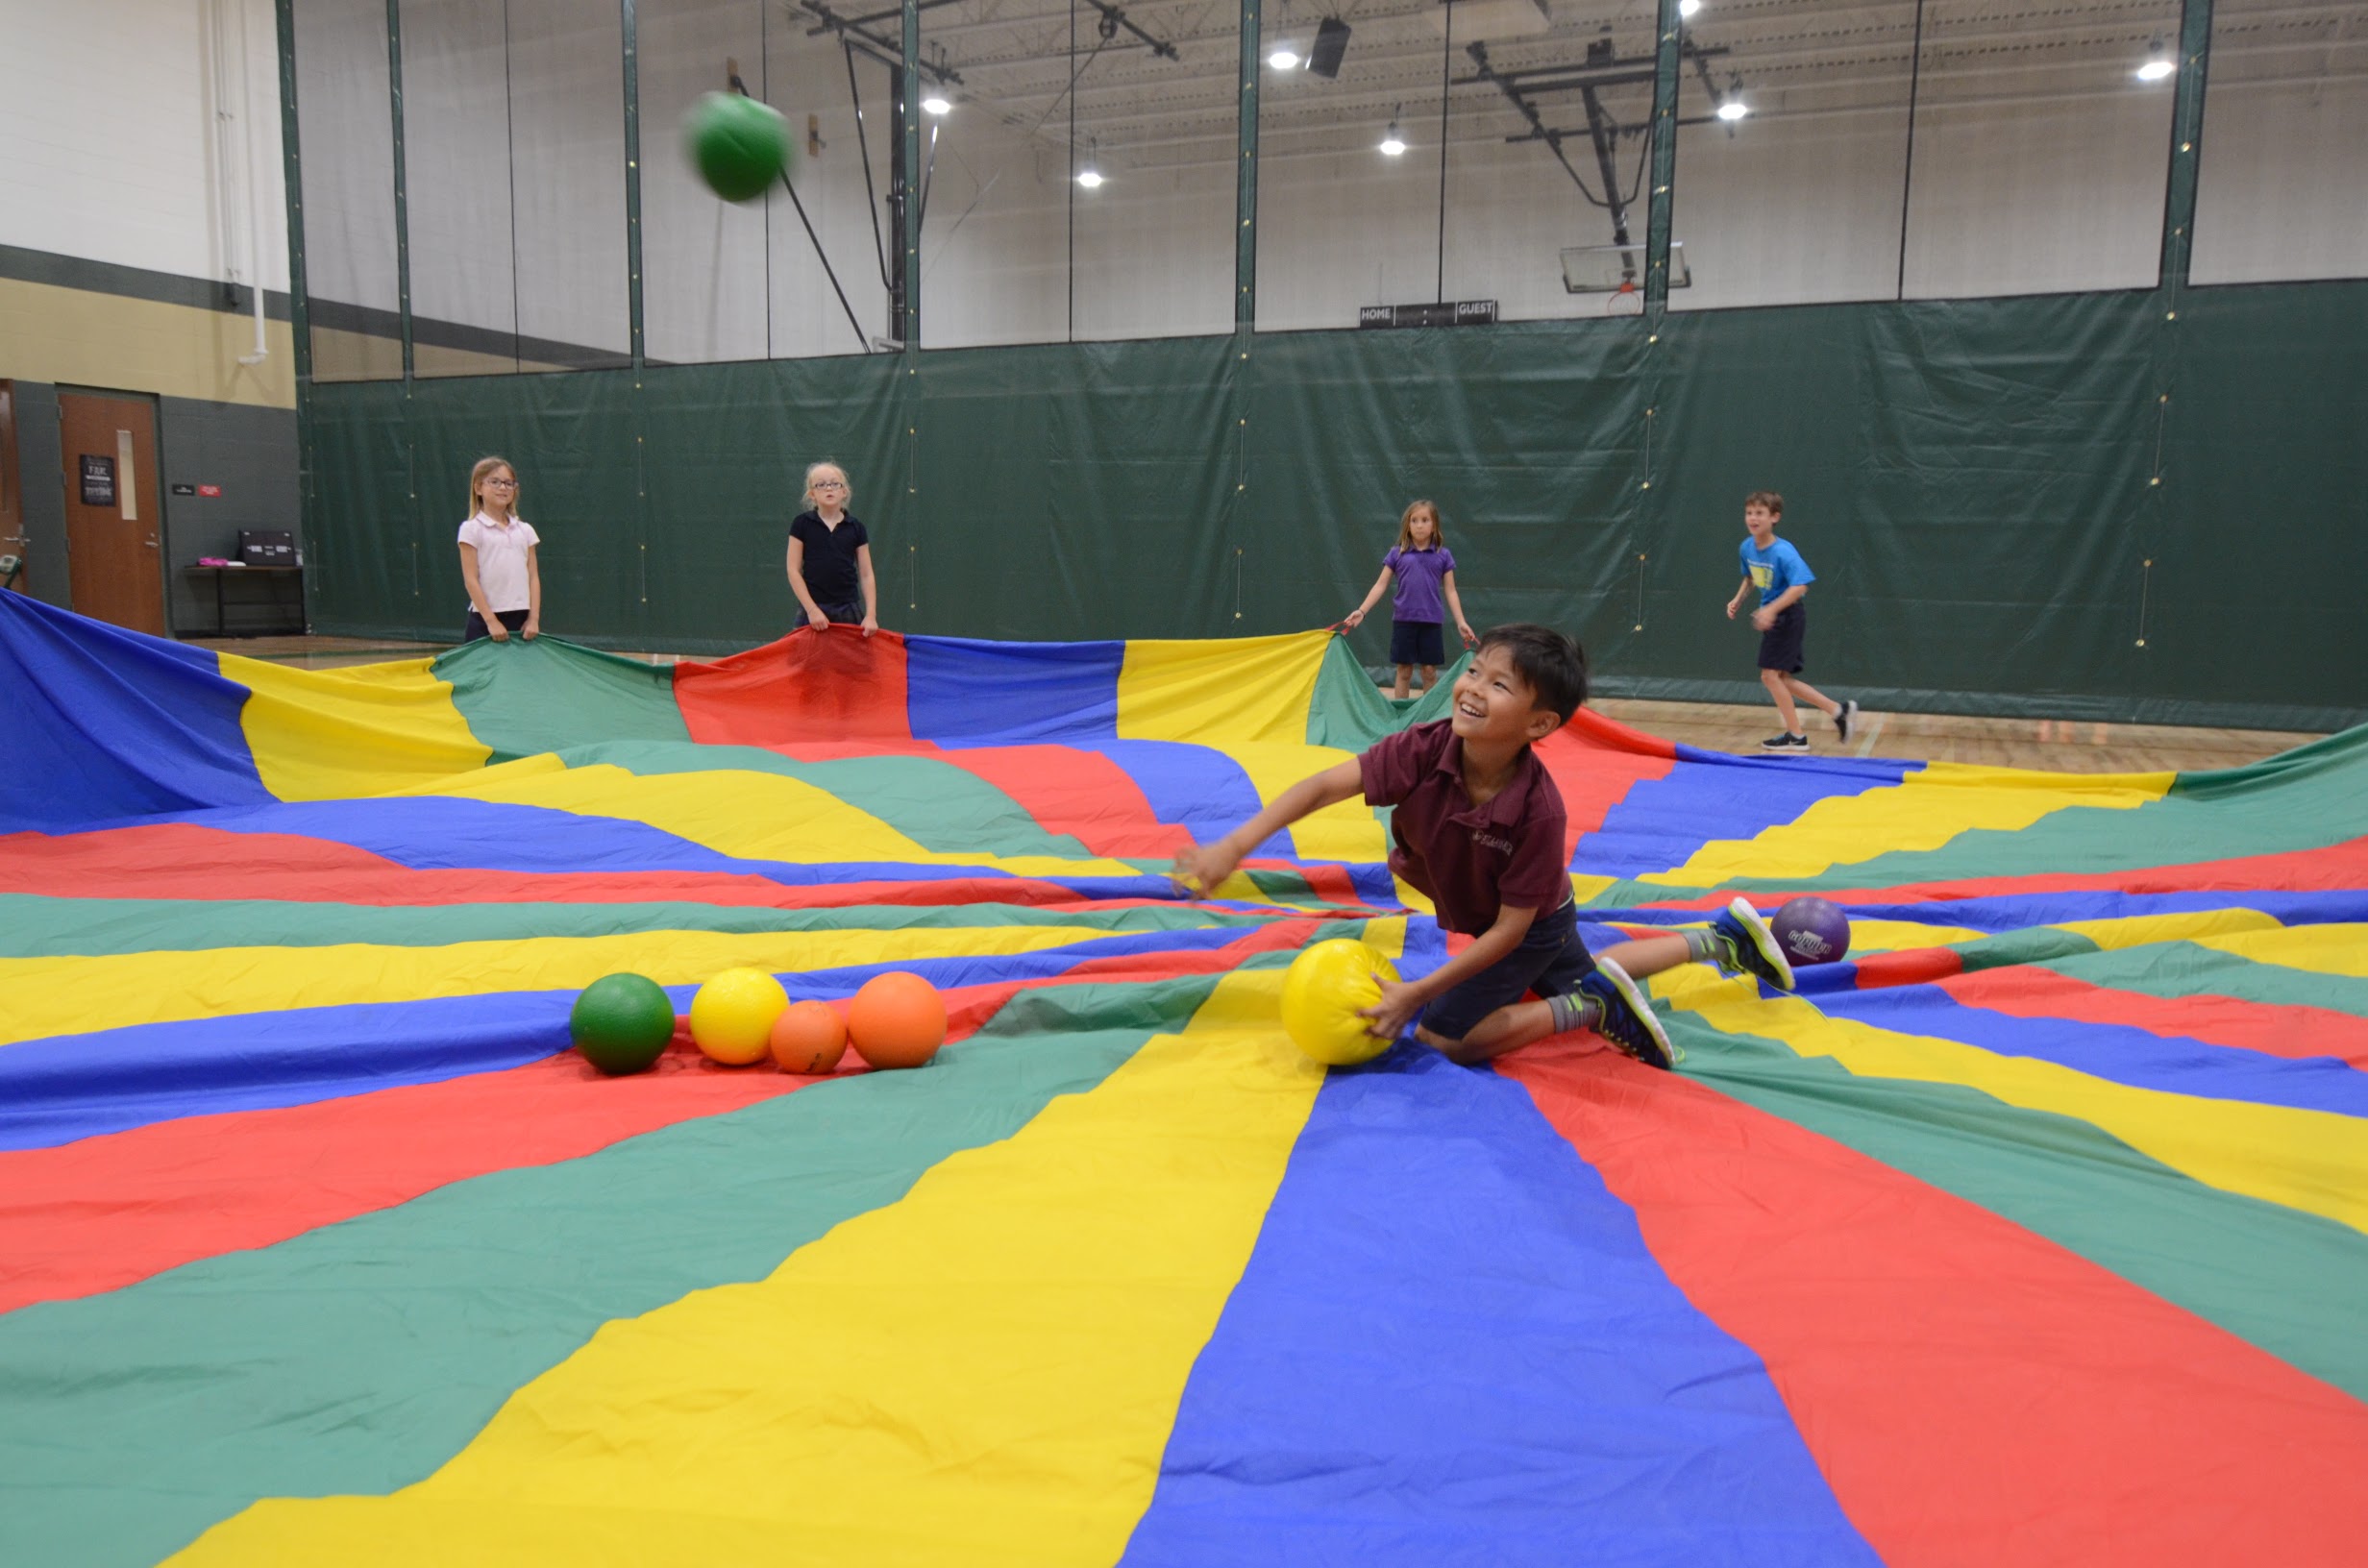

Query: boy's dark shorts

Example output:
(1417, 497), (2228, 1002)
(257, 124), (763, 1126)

(1419, 900), (1595, 1041)
(1390, 619), (1446, 667)
(819, 600), (865, 625)
(1757, 604), (1808, 674)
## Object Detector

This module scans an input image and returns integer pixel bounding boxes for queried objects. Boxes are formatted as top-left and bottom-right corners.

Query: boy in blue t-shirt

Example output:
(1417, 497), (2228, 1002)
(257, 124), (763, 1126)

(1725, 490), (1858, 752)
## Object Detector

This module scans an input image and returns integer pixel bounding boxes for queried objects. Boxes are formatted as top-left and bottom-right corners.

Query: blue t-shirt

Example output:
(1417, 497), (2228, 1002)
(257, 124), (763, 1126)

(1739, 537), (1814, 603)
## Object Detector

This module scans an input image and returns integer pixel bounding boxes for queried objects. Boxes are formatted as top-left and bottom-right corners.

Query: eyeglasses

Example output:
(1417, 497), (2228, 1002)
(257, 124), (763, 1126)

(811, 480), (847, 490)
(483, 478), (518, 488)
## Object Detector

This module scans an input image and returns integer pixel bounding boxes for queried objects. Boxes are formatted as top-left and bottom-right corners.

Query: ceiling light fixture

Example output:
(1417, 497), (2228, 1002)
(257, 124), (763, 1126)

(921, 94), (950, 115)
(1380, 110), (1406, 157)
(2135, 37), (2175, 82)
(1679, 0), (1702, 16)
(1268, 45), (1301, 69)
(1715, 99), (1747, 121)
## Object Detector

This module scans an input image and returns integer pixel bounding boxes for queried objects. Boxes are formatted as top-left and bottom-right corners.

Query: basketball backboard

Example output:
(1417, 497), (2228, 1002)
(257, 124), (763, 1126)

(1560, 241), (1690, 293)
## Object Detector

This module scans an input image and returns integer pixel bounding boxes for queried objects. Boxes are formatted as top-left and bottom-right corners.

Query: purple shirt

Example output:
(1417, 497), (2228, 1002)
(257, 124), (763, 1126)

(1382, 545), (1455, 624)
(1360, 720), (1570, 936)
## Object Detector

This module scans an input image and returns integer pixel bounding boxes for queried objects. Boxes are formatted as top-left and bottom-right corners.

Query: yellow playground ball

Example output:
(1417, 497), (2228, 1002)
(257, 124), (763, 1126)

(689, 967), (790, 1066)
(1279, 938), (1401, 1066)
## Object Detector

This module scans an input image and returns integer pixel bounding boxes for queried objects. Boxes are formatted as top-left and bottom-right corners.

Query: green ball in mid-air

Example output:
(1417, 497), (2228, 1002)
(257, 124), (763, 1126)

(570, 973), (678, 1075)
(686, 91), (791, 203)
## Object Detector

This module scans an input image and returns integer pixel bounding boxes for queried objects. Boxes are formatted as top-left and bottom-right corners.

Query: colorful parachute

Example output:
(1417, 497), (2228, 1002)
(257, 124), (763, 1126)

(2, 588), (2363, 1565)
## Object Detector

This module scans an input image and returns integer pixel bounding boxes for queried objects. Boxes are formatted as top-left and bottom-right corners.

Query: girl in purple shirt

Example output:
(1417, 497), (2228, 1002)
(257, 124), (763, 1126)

(1344, 500), (1477, 699)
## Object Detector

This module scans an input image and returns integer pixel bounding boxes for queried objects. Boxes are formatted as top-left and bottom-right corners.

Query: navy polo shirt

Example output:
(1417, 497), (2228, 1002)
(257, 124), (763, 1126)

(1360, 720), (1570, 936)
(789, 510), (869, 604)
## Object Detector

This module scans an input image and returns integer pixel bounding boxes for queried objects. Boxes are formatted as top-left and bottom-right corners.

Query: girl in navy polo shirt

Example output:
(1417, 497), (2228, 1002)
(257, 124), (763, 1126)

(1344, 500), (1477, 699)
(786, 461), (876, 636)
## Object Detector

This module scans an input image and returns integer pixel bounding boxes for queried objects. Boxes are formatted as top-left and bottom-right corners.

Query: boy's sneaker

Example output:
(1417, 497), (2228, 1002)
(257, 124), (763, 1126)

(1834, 699), (1860, 744)
(1707, 896), (1797, 992)
(1760, 731), (1810, 751)
(1575, 959), (1676, 1070)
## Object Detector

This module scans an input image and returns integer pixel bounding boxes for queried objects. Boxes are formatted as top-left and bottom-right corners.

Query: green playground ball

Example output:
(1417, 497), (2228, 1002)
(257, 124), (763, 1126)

(570, 973), (678, 1075)
(686, 91), (791, 203)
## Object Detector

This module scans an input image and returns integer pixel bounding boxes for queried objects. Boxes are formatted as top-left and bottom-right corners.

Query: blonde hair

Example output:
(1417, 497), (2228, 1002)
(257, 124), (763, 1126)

(1394, 499), (1444, 551)
(468, 455), (518, 516)
(804, 461), (851, 507)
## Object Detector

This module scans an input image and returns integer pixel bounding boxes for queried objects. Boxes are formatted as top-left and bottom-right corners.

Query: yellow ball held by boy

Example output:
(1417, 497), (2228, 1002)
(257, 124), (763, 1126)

(1279, 938), (1402, 1066)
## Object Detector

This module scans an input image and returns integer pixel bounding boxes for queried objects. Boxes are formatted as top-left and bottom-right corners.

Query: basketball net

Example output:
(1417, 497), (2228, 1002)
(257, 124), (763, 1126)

(1604, 279), (1644, 317)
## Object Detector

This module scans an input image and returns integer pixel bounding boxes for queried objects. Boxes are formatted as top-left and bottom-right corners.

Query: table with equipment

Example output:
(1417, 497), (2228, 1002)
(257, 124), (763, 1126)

(182, 564), (307, 636)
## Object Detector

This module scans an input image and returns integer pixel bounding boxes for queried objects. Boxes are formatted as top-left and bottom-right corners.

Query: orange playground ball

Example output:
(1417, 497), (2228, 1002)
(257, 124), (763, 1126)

(770, 999), (848, 1074)
(847, 971), (947, 1069)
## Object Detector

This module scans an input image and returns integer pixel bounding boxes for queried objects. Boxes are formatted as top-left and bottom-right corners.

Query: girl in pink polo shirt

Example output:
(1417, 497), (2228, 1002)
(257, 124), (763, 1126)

(456, 455), (541, 644)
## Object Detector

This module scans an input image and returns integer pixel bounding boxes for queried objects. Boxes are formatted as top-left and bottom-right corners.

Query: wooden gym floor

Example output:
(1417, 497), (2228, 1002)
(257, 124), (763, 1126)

(188, 636), (2324, 775)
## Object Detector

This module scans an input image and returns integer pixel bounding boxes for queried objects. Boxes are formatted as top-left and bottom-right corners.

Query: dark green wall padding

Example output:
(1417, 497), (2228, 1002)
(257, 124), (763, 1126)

(302, 279), (2367, 733)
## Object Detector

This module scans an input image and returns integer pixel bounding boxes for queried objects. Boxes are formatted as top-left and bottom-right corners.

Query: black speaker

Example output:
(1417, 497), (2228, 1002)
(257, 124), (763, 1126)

(1308, 17), (1351, 79)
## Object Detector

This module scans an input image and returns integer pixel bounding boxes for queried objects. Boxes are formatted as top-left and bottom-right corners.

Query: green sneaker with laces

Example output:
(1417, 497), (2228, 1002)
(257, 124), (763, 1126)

(1707, 896), (1797, 992)
(1573, 958), (1678, 1069)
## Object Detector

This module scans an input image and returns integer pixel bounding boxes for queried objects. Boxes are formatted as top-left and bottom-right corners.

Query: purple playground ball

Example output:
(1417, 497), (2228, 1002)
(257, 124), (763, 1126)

(1772, 896), (1851, 966)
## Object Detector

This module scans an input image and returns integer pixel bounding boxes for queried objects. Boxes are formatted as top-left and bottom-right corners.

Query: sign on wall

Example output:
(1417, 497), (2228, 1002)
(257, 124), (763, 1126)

(1358, 301), (1499, 330)
(79, 454), (116, 507)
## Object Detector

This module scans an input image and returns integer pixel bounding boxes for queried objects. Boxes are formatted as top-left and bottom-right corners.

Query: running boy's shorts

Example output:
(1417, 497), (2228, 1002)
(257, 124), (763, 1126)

(1757, 604), (1808, 673)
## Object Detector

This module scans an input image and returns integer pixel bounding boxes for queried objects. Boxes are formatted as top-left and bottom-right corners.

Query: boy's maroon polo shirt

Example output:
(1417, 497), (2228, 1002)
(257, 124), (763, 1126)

(1359, 719), (1570, 936)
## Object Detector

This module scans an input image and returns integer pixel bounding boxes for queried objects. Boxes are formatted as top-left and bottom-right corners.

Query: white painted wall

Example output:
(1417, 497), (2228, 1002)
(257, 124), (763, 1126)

(1252, 9), (1667, 332)
(0, 0), (288, 293)
(2191, 0), (2368, 285)
(1669, 105), (1913, 311)
(912, 19), (1240, 350)
(399, 0), (632, 363)
(8, 0), (2358, 369)
(917, 98), (1237, 349)
(290, 0), (399, 332)
(2194, 74), (2368, 282)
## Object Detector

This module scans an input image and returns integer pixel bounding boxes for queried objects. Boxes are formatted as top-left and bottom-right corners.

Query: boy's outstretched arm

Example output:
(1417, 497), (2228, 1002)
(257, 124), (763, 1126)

(1172, 758), (1365, 894)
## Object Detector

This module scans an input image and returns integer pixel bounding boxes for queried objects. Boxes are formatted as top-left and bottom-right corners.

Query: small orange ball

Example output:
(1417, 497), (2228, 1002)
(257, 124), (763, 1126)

(770, 999), (848, 1074)
(847, 970), (947, 1069)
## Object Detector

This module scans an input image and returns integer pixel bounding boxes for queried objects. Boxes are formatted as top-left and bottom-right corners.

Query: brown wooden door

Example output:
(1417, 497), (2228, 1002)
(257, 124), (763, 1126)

(59, 391), (166, 635)
(0, 381), (27, 595)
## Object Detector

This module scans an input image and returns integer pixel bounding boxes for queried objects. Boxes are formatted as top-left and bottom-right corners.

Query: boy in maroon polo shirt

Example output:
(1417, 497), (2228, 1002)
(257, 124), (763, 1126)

(1172, 624), (1796, 1068)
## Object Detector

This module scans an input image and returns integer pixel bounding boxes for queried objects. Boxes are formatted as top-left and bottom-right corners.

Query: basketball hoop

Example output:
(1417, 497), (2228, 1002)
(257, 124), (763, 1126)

(1563, 241), (1690, 308)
